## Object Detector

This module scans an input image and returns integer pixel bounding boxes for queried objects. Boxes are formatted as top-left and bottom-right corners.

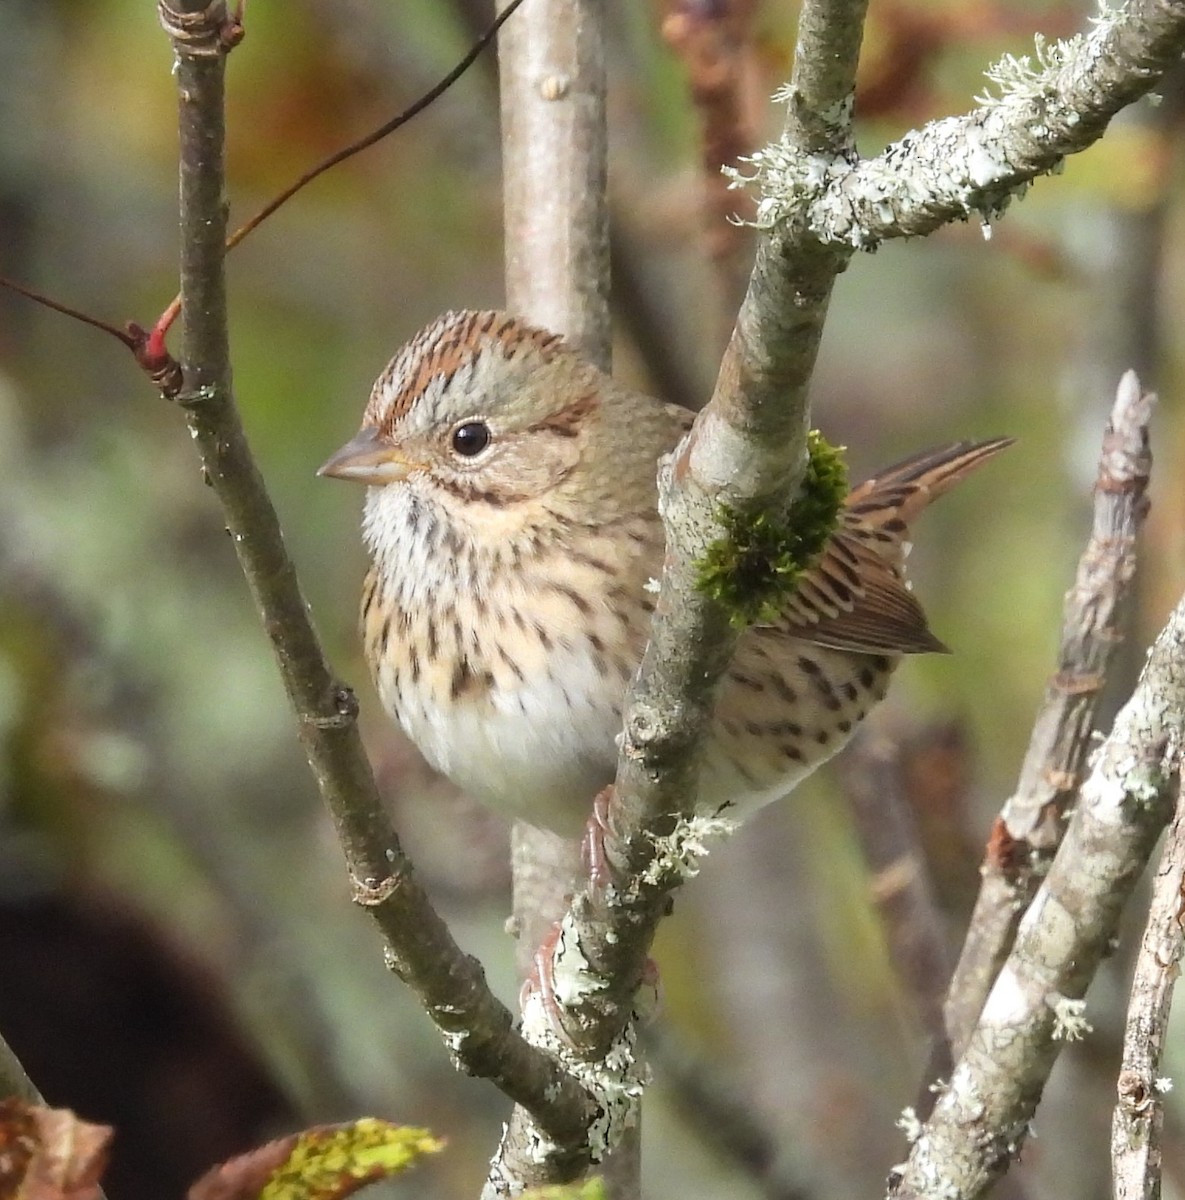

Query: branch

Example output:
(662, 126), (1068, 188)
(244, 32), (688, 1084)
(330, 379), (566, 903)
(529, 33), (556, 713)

(156, 0), (594, 1146)
(506, 0), (873, 1181)
(891, 589), (1185, 1199)
(841, 735), (954, 1065)
(491, 0), (617, 1191)
(944, 372), (1154, 1058)
(660, 0), (759, 303)
(498, 0), (610, 368)
(728, 0), (1185, 247)
(645, 1025), (818, 1200)
(1111, 782), (1185, 1199)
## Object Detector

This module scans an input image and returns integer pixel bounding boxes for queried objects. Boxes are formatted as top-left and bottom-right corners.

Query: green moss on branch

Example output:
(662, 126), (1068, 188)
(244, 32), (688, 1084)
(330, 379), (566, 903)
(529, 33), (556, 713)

(695, 430), (848, 628)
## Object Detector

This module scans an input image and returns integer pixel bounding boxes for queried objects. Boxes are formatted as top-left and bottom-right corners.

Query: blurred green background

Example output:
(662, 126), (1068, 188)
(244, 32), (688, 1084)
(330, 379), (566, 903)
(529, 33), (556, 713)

(1, 2), (1182, 1198)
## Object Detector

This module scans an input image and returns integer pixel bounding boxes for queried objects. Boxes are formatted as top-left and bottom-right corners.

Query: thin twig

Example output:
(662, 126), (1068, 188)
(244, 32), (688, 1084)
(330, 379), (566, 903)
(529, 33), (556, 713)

(893, 586), (1185, 1198)
(0, 275), (136, 349)
(1111, 780), (1185, 1199)
(222, 0), (528, 256)
(841, 734), (954, 1068)
(944, 372), (1155, 1059)
(645, 1025), (817, 1200)
(157, 0), (594, 1146)
(660, 0), (759, 304)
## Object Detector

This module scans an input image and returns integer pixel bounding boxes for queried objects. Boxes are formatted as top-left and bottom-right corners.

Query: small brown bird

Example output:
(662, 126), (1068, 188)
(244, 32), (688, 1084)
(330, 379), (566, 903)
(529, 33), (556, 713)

(321, 310), (1008, 835)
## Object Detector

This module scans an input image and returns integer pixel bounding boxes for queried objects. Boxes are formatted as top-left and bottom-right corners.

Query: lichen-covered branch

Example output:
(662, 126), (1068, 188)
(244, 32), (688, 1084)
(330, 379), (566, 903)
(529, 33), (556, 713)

(891, 591), (1185, 1199)
(505, 0), (873, 1182)
(157, 0), (593, 1146)
(728, 0), (1185, 247)
(943, 372), (1154, 1059)
(1111, 783), (1185, 1199)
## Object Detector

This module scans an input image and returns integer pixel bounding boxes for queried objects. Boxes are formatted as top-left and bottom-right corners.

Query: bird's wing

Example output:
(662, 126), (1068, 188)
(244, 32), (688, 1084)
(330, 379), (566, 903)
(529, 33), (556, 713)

(775, 437), (1013, 655)
(774, 522), (947, 654)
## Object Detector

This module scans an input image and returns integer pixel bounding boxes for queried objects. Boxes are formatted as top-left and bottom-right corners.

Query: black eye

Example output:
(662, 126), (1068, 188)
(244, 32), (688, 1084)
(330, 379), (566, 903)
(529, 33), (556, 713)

(451, 421), (491, 457)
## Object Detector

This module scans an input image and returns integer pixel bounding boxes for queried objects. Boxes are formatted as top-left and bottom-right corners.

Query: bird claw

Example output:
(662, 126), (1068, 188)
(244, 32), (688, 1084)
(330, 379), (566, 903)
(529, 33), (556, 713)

(581, 785), (618, 891)
(519, 920), (573, 1043)
(518, 914), (663, 1043)
(517, 788), (620, 1043)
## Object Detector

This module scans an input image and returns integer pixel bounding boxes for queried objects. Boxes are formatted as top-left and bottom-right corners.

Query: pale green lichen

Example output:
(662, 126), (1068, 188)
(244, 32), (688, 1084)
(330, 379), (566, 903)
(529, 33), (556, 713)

(640, 813), (738, 887)
(1049, 994), (1093, 1041)
(695, 431), (848, 628)
(727, 0), (1133, 246)
(897, 1107), (923, 1143)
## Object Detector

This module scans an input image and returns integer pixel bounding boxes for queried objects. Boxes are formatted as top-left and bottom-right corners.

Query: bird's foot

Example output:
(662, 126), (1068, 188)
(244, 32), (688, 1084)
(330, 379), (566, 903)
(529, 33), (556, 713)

(518, 918), (662, 1044)
(518, 920), (572, 1043)
(581, 785), (618, 892)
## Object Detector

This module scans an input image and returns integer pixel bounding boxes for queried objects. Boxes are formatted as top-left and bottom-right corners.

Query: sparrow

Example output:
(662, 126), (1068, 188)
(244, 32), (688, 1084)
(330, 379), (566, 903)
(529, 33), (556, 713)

(320, 309), (1009, 835)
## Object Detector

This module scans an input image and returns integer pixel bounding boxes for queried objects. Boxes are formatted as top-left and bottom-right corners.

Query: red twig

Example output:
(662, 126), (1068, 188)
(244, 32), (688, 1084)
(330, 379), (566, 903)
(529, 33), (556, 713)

(0, 0), (525, 397)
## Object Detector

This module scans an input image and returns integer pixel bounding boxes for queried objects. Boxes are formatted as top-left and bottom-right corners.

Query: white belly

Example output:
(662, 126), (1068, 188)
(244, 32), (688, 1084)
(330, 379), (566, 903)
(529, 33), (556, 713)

(383, 639), (623, 835)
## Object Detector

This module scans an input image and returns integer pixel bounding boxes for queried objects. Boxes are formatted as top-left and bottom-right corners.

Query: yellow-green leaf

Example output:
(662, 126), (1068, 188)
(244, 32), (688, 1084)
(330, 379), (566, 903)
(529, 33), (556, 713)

(521, 1179), (607, 1200)
(189, 1119), (443, 1200)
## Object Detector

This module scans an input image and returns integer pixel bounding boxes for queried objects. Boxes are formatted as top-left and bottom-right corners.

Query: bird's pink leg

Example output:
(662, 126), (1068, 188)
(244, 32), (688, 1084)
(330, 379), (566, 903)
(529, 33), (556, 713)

(519, 787), (613, 1039)
(518, 920), (571, 1040)
(520, 786), (662, 1037)
(581, 785), (618, 891)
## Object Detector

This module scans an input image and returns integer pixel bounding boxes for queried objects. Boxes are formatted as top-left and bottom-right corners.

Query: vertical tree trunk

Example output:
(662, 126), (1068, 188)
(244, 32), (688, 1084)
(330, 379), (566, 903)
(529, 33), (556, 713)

(495, 2), (637, 1195)
(497, 0), (611, 977)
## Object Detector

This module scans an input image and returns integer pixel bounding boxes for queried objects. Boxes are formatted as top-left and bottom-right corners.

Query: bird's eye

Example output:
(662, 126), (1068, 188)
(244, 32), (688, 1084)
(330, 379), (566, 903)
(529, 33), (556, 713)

(451, 421), (491, 457)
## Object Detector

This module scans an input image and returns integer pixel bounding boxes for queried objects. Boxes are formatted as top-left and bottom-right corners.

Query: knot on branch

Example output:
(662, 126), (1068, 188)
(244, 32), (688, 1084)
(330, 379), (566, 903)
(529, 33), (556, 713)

(126, 321), (184, 397)
(305, 686), (361, 729)
(158, 0), (244, 57)
(352, 872), (400, 908)
(984, 815), (1027, 875)
(1117, 1069), (1154, 1115)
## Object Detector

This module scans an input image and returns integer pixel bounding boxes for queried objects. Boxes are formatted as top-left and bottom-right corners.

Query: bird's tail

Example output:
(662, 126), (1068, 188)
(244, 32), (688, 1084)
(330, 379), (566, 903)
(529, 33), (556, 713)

(844, 436), (1014, 528)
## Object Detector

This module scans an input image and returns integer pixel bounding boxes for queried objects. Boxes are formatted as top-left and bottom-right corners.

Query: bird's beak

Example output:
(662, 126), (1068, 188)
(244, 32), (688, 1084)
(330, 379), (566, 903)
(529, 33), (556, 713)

(317, 427), (421, 484)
